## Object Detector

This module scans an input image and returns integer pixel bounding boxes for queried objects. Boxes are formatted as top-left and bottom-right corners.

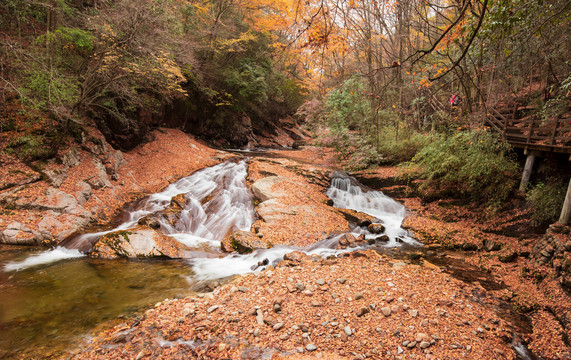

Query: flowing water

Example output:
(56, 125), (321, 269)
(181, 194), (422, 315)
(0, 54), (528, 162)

(0, 158), (534, 358)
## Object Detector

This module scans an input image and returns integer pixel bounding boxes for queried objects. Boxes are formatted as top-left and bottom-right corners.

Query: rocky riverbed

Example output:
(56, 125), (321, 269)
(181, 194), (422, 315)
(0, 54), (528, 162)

(1, 128), (570, 360)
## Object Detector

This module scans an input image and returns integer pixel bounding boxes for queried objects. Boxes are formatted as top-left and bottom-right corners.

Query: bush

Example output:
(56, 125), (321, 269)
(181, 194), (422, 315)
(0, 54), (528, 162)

(376, 127), (425, 164)
(6, 134), (57, 161)
(405, 130), (519, 208)
(527, 180), (567, 226)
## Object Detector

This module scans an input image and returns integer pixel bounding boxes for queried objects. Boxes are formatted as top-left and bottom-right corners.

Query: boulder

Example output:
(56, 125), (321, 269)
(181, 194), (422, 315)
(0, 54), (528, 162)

(1, 221), (36, 245)
(367, 223), (386, 234)
(256, 199), (301, 225)
(87, 160), (112, 189)
(251, 176), (290, 201)
(221, 230), (267, 254)
(75, 181), (93, 206)
(92, 228), (186, 259)
(336, 208), (377, 227)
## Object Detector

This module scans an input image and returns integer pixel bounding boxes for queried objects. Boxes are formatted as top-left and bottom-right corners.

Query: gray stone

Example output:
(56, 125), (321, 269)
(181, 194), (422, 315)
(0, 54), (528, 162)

(306, 344), (317, 351)
(251, 176), (290, 201)
(344, 326), (352, 336)
(207, 305), (220, 313)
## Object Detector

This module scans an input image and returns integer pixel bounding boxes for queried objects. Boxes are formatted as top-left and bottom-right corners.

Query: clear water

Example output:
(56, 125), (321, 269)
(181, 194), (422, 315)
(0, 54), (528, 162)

(0, 248), (197, 359)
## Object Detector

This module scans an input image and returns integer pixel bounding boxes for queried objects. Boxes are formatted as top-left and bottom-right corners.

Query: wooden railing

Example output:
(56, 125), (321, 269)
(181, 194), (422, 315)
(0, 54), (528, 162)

(486, 110), (571, 154)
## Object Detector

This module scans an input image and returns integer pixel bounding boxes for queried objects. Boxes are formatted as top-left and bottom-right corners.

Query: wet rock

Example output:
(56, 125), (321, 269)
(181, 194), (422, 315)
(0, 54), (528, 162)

(338, 233), (357, 247)
(373, 235), (390, 243)
(283, 251), (310, 263)
(336, 208), (376, 227)
(367, 223), (386, 234)
(222, 230), (267, 254)
(92, 227), (186, 259)
(251, 176), (290, 201)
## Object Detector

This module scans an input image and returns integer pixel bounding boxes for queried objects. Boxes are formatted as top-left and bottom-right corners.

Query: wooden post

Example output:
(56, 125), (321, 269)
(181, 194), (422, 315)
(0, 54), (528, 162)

(559, 177), (571, 225)
(519, 151), (536, 192)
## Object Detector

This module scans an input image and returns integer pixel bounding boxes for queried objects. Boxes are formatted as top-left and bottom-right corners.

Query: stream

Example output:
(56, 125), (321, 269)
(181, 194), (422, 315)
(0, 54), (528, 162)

(0, 157), (535, 359)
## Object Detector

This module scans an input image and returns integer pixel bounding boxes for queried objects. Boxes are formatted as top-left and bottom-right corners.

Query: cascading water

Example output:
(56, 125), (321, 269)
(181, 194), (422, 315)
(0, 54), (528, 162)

(191, 171), (419, 280)
(4, 160), (255, 272)
(326, 172), (417, 246)
(4, 162), (416, 279)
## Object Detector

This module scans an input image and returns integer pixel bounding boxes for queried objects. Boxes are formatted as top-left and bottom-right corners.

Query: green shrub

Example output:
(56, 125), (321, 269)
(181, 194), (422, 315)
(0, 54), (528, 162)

(527, 180), (567, 225)
(6, 134), (56, 161)
(375, 127), (425, 164)
(405, 130), (519, 208)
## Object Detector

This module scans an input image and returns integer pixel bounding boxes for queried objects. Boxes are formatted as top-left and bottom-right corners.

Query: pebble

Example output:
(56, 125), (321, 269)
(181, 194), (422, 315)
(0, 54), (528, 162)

(344, 326), (352, 336)
(274, 304), (282, 313)
(207, 305), (220, 313)
(295, 283), (305, 291)
(354, 292), (364, 300)
(254, 328), (260, 337)
(306, 344), (317, 351)
(337, 278), (347, 284)
(316, 279), (325, 285)
(238, 286), (248, 293)
(381, 307), (391, 316)
(357, 307), (370, 317)
(273, 323), (284, 331)
(407, 341), (417, 348)
(420, 341), (431, 349)
(397, 346), (404, 354)
(408, 309), (418, 317)
(218, 343), (227, 351)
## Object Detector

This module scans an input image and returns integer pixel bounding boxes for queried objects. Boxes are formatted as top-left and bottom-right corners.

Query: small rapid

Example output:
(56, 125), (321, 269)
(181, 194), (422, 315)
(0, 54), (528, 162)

(327, 172), (418, 246)
(4, 162), (416, 279)
(4, 160), (255, 272)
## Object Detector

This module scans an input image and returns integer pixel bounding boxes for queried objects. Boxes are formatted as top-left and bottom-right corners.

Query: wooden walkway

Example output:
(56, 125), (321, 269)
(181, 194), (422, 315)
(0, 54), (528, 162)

(486, 107), (571, 154)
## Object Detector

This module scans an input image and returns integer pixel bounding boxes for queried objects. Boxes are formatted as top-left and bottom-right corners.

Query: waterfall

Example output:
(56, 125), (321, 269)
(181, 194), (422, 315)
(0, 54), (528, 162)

(5, 160), (255, 271)
(326, 172), (416, 246)
(4, 163), (417, 275)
